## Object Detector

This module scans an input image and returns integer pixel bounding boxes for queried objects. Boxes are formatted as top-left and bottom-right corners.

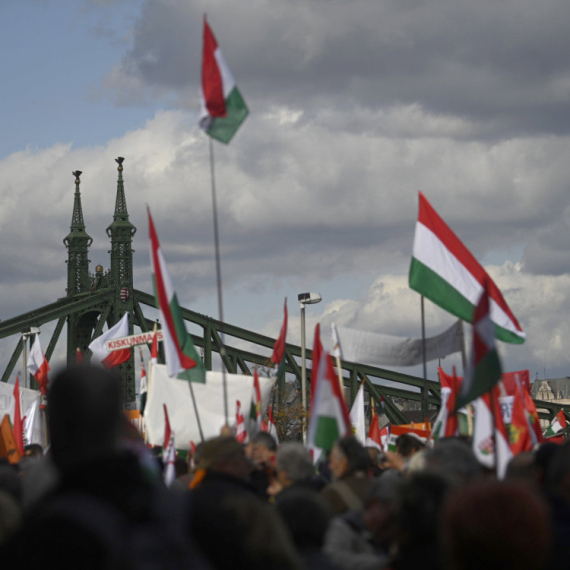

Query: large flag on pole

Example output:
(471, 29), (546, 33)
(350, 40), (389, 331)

(409, 192), (525, 344)
(27, 335), (50, 394)
(432, 367), (461, 441)
(455, 279), (503, 410)
(307, 350), (351, 464)
(199, 18), (248, 144)
(89, 313), (130, 369)
(148, 209), (205, 383)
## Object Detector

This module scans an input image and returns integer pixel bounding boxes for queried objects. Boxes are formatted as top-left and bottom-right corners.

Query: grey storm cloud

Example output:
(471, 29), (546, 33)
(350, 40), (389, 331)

(113, 0), (570, 137)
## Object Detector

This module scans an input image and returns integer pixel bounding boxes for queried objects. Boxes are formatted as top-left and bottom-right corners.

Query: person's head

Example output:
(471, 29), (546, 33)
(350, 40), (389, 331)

(48, 365), (124, 473)
(366, 446), (380, 466)
(424, 438), (482, 486)
(23, 444), (43, 459)
(396, 433), (425, 458)
(545, 441), (570, 503)
(251, 432), (277, 466)
(506, 452), (539, 486)
(276, 488), (332, 552)
(441, 480), (551, 570)
(363, 469), (402, 546)
(328, 436), (370, 480)
(395, 472), (450, 552)
(200, 436), (253, 480)
(275, 442), (314, 488)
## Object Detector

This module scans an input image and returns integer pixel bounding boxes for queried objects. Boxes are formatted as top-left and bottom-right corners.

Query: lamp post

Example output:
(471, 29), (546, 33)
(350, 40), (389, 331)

(21, 327), (40, 389)
(298, 292), (322, 442)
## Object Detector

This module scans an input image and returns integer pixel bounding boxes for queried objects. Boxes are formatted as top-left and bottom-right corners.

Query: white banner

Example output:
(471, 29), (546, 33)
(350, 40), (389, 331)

(144, 365), (275, 449)
(0, 382), (45, 446)
(327, 320), (462, 367)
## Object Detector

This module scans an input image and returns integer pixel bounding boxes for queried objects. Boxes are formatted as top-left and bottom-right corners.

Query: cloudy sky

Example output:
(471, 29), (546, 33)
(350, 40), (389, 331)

(2, 0), (570, 386)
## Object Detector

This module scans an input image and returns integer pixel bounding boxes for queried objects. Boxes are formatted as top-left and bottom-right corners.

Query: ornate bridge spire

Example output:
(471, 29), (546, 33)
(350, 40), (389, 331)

(106, 157), (137, 403)
(63, 170), (92, 295)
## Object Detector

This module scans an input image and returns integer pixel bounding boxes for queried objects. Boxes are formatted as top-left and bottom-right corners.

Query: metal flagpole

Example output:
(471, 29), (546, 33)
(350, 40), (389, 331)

(209, 137), (229, 426)
(421, 296), (429, 421)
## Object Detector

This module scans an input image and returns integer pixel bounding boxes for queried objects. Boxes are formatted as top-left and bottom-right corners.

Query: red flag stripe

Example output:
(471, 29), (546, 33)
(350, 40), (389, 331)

(148, 209), (196, 371)
(202, 18), (226, 118)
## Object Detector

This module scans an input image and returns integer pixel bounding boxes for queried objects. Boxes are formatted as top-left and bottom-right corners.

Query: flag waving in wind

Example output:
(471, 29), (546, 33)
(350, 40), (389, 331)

(409, 192), (525, 344)
(89, 313), (130, 370)
(455, 280), (503, 410)
(148, 209), (205, 383)
(199, 18), (248, 144)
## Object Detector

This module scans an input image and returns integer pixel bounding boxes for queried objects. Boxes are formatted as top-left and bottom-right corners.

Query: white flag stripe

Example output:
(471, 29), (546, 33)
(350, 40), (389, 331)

(89, 313), (129, 364)
(349, 383), (366, 444)
(214, 47), (236, 98)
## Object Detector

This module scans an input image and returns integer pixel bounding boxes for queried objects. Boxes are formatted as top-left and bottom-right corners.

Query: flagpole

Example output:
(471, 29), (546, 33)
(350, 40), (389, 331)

(188, 381), (205, 443)
(421, 296), (429, 421)
(209, 137), (229, 426)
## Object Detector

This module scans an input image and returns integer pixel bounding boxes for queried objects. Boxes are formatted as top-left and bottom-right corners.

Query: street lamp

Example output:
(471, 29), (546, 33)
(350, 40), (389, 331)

(21, 327), (40, 389)
(299, 292), (322, 441)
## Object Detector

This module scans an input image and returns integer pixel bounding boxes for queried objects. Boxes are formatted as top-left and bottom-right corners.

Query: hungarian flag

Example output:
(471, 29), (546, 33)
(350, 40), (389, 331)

(307, 350), (351, 463)
(162, 404), (176, 486)
(27, 335), (50, 394)
(366, 413), (389, 452)
(199, 18), (248, 144)
(545, 410), (566, 438)
(349, 381), (366, 444)
(455, 279), (503, 410)
(472, 388), (513, 479)
(310, 324), (323, 404)
(235, 400), (247, 443)
(148, 209), (205, 383)
(139, 348), (148, 416)
(271, 299), (288, 389)
(12, 377), (24, 456)
(409, 192), (525, 344)
(432, 367), (461, 441)
(248, 369), (262, 435)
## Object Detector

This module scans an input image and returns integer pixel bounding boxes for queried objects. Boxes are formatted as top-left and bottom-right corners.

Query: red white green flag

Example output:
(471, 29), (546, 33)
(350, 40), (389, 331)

(366, 414), (389, 452)
(148, 209), (205, 383)
(139, 347), (148, 416)
(199, 18), (248, 144)
(409, 192), (525, 344)
(307, 349), (351, 463)
(455, 279), (503, 410)
(310, 324), (323, 404)
(545, 410), (567, 438)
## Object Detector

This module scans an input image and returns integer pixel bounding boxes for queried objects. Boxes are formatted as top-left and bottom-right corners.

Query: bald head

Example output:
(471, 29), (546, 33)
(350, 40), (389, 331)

(48, 365), (124, 472)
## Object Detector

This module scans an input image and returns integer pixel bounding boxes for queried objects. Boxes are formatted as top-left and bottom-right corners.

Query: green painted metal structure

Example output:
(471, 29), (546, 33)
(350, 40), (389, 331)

(0, 158), (567, 425)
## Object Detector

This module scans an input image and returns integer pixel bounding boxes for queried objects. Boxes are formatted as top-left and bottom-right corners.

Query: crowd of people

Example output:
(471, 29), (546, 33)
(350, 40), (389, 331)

(0, 364), (568, 569)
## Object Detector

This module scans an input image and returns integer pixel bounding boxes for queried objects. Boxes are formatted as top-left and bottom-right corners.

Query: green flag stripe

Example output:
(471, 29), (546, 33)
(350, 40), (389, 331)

(455, 350), (502, 409)
(207, 87), (248, 144)
(409, 258), (524, 345)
